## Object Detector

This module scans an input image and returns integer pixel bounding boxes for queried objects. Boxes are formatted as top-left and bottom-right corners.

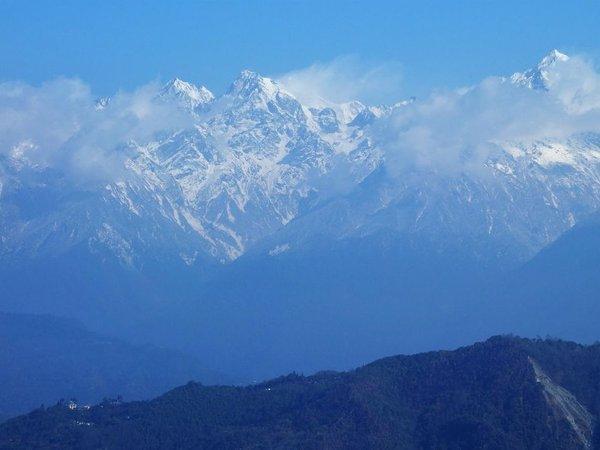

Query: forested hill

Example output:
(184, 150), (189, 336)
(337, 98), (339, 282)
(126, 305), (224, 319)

(2, 336), (600, 449)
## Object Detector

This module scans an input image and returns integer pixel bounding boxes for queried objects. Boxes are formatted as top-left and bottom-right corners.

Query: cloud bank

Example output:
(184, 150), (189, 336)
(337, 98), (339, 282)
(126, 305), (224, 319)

(0, 78), (193, 184)
(375, 54), (600, 175)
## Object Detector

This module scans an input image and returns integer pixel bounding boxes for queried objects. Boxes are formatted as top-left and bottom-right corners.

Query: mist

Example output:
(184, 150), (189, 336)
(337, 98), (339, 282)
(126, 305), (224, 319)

(0, 78), (194, 185)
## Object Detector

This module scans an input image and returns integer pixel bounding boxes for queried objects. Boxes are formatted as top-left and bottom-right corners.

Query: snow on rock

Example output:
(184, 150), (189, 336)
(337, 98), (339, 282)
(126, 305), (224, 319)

(159, 78), (214, 111)
(511, 49), (570, 91)
(3, 51), (600, 268)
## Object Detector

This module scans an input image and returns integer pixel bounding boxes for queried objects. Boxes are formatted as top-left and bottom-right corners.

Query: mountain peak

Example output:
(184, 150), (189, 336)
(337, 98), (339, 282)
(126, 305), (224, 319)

(511, 49), (570, 91)
(538, 49), (570, 68)
(237, 69), (261, 81)
(228, 70), (281, 99)
(159, 78), (214, 109)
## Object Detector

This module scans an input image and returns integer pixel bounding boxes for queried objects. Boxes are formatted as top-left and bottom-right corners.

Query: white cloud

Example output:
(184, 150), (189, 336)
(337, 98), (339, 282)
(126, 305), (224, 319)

(0, 78), (193, 184)
(276, 56), (404, 107)
(0, 78), (92, 167)
(545, 55), (600, 114)
(377, 54), (600, 175)
(275, 52), (600, 177)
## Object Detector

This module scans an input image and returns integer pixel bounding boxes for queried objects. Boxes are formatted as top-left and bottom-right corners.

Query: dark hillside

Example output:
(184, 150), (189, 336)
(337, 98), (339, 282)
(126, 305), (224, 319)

(1, 336), (597, 449)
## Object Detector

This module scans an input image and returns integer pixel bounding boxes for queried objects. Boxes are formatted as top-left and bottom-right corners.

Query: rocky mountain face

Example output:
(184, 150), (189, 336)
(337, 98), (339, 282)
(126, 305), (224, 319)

(2, 336), (599, 449)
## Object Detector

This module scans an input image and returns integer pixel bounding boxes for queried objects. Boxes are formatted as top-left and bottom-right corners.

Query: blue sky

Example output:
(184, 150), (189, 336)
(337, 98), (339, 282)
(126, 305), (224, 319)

(1, 0), (599, 100)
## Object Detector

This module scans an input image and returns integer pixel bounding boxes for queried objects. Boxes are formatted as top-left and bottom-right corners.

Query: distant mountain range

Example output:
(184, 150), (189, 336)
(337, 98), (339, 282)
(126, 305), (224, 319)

(2, 50), (597, 269)
(2, 336), (599, 449)
(1, 49), (600, 380)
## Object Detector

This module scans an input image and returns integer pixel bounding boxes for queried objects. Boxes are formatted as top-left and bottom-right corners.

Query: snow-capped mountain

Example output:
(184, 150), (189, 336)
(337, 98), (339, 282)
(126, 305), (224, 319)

(1, 49), (600, 272)
(4, 49), (600, 378)
(158, 78), (215, 112)
(511, 49), (570, 90)
(115, 70), (378, 262)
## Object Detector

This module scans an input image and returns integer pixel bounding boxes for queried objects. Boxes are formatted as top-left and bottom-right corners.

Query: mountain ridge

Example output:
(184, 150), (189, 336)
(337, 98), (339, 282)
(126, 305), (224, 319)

(2, 335), (599, 449)
(2, 49), (594, 268)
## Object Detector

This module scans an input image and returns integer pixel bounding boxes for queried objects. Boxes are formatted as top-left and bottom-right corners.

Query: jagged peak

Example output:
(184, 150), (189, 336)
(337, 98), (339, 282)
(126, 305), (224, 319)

(227, 70), (284, 99)
(510, 49), (570, 91)
(160, 78), (214, 105)
(237, 69), (261, 81)
(167, 77), (190, 88)
(538, 49), (570, 68)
